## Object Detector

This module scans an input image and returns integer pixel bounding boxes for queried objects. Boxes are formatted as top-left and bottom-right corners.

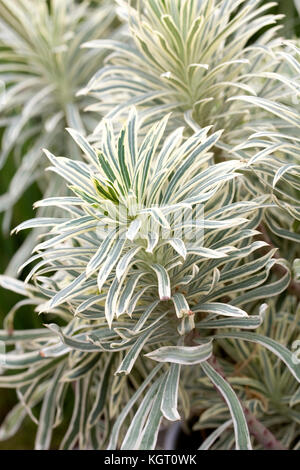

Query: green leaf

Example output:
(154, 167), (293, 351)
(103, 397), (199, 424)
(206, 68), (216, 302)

(62, 353), (101, 382)
(138, 377), (166, 450)
(121, 376), (163, 450)
(197, 314), (263, 330)
(193, 303), (248, 318)
(116, 247), (142, 280)
(67, 128), (98, 165)
(198, 420), (233, 450)
(97, 235), (126, 292)
(161, 363), (181, 421)
(108, 364), (163, 450)
(86, 228), (119, 277)
(151, 263), (171, 300)
(88, 355), (114, 427)
(115, 326), (159, 375)
(35, 363), (65, 450)
(0, 403), (27, 442)
(172, 292), (192, 318)
(201, 361), (252, 450)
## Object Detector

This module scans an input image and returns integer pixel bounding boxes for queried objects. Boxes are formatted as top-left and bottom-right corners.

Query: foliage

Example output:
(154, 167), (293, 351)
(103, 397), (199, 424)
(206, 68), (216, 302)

(0, 0), (116, 274)
(0, 110), (299, 449)
(83, 0), (300, 244)
(0, 0), (299, 451)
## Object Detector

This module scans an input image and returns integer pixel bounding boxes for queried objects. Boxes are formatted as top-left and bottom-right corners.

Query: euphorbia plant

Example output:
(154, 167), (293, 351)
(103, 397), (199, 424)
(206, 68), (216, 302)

(194, 297), (300, 449)
(83, 0), (300, 246)
(0, 0), (299, 452)
(0, 111), (299, 450)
